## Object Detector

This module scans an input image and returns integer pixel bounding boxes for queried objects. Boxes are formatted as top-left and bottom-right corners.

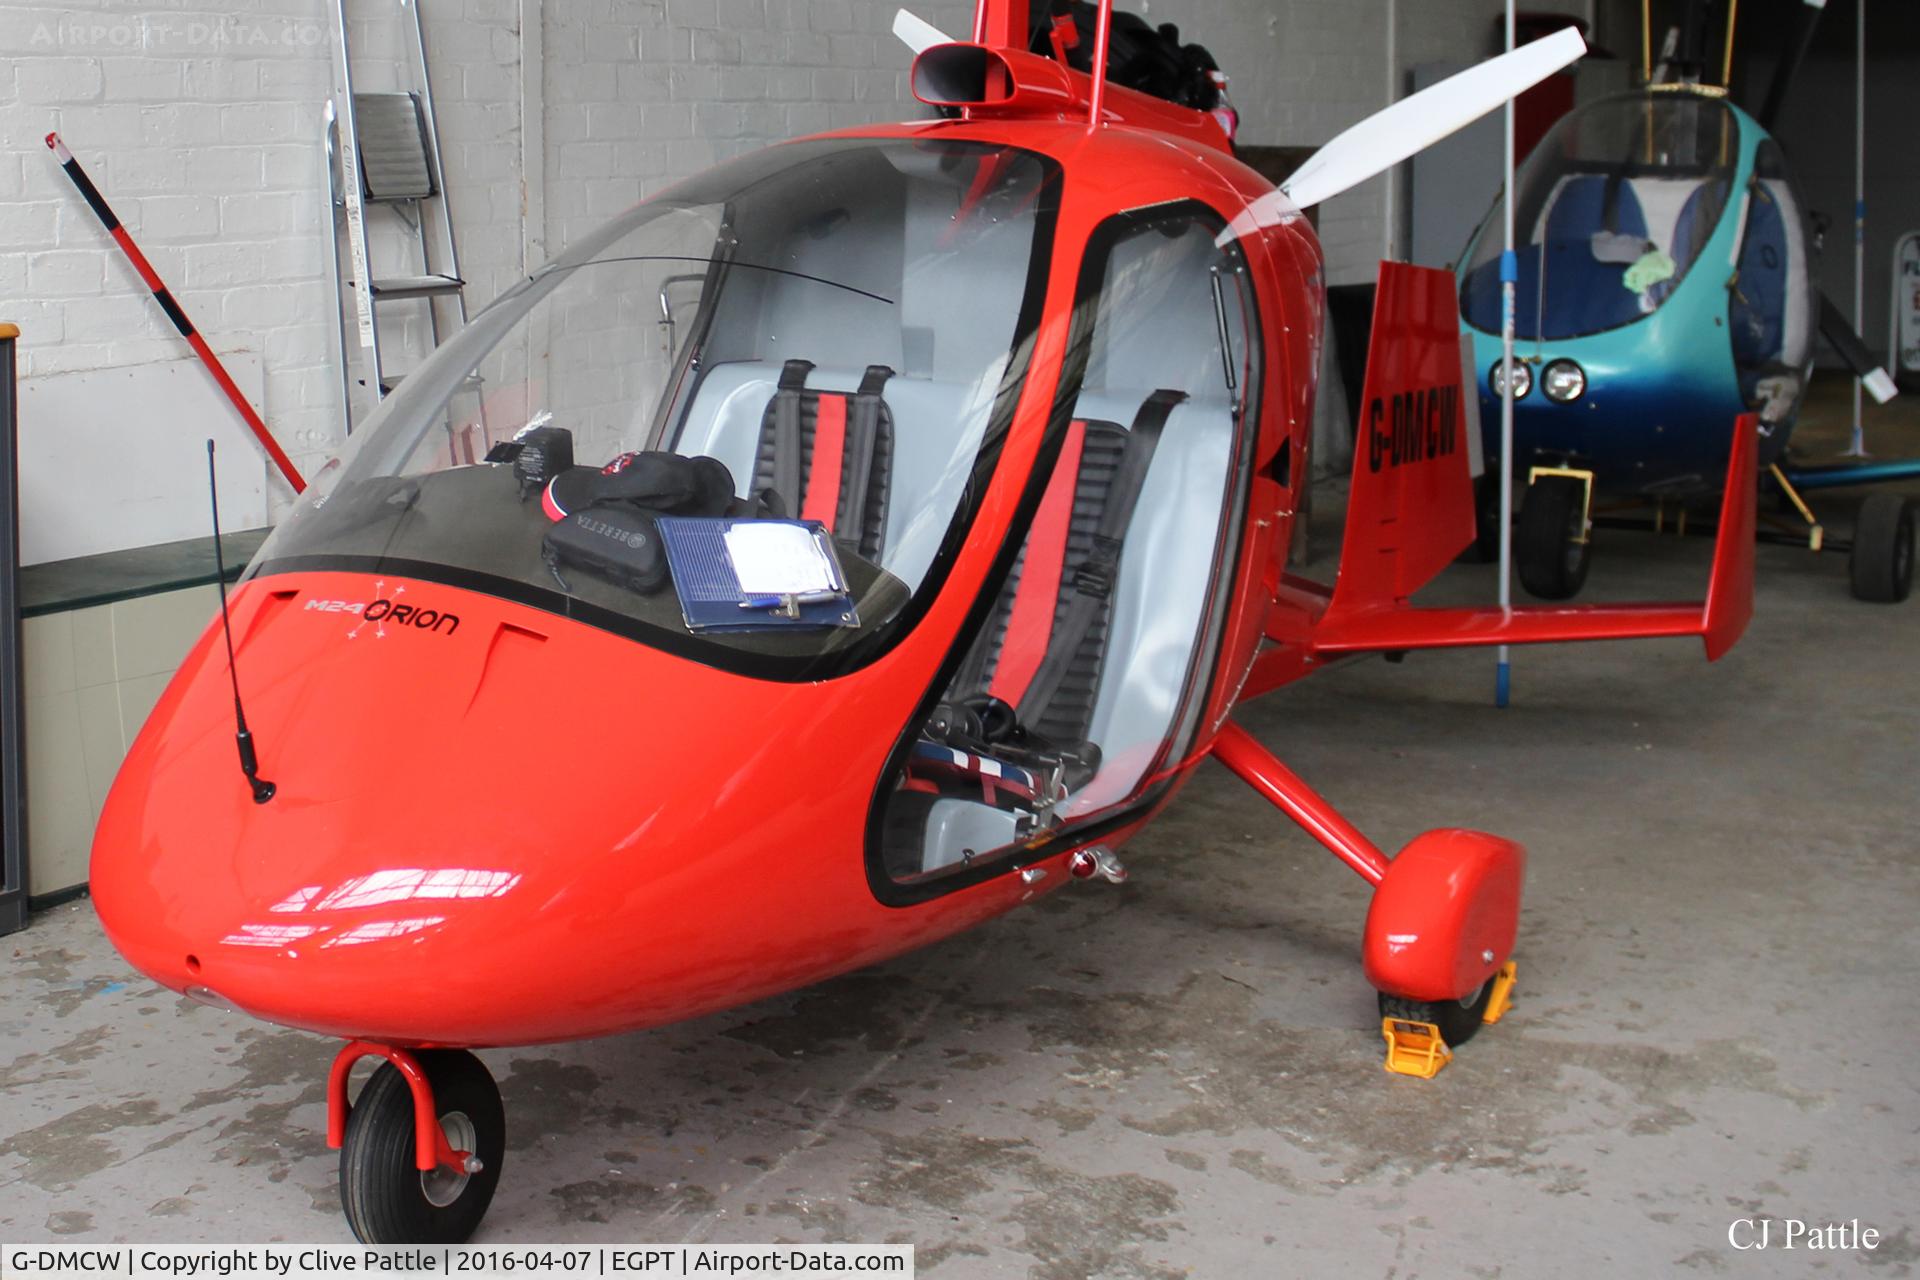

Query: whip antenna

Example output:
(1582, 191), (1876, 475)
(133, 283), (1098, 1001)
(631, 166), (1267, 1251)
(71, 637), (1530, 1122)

(206, 440), (276, 804)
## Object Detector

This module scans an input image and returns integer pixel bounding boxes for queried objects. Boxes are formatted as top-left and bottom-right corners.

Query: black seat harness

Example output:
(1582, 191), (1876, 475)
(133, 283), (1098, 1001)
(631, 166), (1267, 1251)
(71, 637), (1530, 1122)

(923, 386), (1187, 807)
(762, 358), (895, 559)
(1015, 386), (1186, 721)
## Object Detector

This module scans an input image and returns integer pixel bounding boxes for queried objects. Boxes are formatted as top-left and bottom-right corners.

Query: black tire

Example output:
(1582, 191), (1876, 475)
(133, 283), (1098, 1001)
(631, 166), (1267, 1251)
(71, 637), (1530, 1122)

(340, 1050), (505, 1244)
(1516, 476), (1592, 600)
(1849, 493), (1914, 604)
(1378, 980), (1497, 1049)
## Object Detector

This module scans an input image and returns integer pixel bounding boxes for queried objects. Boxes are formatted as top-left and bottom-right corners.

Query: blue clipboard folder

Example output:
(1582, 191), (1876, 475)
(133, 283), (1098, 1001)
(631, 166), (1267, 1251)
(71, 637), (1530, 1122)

(655, 516), (859, 633)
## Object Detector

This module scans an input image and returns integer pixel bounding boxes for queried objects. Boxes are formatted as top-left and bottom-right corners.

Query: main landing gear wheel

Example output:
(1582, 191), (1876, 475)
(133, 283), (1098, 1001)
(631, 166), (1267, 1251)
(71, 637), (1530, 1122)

(1378, 981), (1496, 1049)
(1516, 476), (1592, 600)
(1849, 493), (1914, 604)
(340, 1050), (505, 1245)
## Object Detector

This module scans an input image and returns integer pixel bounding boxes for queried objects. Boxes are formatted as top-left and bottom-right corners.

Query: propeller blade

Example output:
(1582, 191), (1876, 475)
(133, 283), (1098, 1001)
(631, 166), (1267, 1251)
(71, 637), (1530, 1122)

(1819, 292), (1899, 404)
(1219, 27), (1586, 244)
(1755, 0), (1827, 132)
(893, 9), (954, 56)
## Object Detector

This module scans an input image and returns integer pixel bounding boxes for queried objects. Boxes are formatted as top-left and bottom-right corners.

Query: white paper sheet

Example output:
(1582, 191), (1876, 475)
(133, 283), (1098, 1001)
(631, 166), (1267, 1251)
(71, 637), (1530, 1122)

(724, 523), (840, 596)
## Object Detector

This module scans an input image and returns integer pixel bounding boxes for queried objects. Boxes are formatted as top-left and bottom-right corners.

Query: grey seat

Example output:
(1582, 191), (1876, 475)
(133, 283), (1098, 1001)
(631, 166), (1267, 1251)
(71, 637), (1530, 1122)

(673, 360), (984, 591)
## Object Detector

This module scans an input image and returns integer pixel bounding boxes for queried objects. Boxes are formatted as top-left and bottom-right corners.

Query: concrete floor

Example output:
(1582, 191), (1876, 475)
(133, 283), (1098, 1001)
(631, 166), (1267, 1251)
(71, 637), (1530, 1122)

(3, 382), (1917, 1273)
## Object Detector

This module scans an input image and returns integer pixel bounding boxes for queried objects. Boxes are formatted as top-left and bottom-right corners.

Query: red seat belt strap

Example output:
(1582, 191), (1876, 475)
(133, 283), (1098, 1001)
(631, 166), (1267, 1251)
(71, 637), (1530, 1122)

(801, 393), (848, 528)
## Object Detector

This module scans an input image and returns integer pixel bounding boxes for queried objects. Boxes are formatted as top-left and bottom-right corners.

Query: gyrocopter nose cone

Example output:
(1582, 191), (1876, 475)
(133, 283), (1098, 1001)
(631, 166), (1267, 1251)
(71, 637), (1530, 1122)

(143, 861), (535, 1039)
(89, 573), (888, 1044)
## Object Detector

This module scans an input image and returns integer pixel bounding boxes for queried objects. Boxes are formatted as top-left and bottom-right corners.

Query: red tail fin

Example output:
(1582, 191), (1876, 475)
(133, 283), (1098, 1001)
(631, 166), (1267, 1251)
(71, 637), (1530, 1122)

(1323, 262), (1476, 625)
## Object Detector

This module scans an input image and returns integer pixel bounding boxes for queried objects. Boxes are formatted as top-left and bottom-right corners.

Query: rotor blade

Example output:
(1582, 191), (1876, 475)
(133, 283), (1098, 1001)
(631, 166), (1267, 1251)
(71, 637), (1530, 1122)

(893, 9), (954, 56)
(1755, 0), (1827, 131)
(1819, 291), (1899, 404)
(1219, 26), (1585, 243)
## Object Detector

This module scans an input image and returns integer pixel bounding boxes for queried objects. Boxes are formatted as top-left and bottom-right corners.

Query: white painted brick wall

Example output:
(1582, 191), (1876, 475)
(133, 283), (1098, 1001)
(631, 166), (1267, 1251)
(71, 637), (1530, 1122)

(3, 0), (1567, 522)
(539, 0), (972, 255)
(2, 0), (346, 496)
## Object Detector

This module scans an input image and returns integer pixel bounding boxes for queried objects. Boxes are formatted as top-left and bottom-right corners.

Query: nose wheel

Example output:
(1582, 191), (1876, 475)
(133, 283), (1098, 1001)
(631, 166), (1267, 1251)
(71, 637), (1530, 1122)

(1516, 473), (1593, 600)
(337, 1048), (505, 1244)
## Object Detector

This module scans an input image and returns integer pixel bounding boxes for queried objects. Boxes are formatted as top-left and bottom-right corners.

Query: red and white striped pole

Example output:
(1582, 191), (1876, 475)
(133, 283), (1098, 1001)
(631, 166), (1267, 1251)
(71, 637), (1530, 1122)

(45, 133), (306, 494)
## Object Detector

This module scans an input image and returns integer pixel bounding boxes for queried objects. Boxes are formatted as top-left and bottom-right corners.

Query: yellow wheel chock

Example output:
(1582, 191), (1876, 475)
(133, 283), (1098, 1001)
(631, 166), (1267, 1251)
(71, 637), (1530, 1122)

(1381, 963), (1519, 1078)
(1381, 1018), (1451, 1078)
(1483, 961), (1519, 1025)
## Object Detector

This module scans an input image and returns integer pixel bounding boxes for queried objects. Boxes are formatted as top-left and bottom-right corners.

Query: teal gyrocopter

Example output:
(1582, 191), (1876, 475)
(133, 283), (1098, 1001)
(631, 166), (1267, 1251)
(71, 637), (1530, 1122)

(1457, 0), (1913, 603)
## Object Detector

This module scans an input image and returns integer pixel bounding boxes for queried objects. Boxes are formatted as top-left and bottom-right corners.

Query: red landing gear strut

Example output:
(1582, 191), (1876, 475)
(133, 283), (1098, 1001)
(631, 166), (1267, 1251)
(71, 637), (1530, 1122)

(1211, 721), (1523, 1076)
(328, 1042), (479, 1172)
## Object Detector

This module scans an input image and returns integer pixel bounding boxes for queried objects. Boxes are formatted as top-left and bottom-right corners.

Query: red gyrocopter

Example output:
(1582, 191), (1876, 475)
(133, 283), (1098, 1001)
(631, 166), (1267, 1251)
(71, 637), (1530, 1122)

(87, 0), (1756, 1243)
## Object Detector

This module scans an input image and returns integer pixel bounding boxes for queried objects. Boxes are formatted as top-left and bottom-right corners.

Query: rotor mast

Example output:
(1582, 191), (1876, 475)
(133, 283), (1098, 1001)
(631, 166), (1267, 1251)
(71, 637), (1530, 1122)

(975, 0), (1028, 48)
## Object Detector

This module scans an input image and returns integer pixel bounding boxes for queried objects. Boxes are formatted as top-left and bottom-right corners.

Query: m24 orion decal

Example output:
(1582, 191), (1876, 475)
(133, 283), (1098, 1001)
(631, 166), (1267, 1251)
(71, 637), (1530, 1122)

(303, 581), (461, 639)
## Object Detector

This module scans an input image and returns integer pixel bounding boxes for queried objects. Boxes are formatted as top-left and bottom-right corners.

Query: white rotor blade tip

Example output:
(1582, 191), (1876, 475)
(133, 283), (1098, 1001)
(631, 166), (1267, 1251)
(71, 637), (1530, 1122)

(893, 9), (952, 56)
(1222, 26), (1587, 243)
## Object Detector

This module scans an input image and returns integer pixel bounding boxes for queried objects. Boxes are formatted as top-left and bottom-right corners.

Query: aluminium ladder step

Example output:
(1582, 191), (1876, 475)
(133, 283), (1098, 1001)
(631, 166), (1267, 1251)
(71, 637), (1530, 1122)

(353, 92), (436, 201)
(326, 0), (481, 436)
(360, 274), (466, 301)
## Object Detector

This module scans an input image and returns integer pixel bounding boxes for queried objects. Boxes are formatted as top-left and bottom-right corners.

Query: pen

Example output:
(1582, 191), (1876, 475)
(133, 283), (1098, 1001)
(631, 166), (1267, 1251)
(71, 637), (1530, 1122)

(739, 589), (843, 619)
(739, 589), (841, 608)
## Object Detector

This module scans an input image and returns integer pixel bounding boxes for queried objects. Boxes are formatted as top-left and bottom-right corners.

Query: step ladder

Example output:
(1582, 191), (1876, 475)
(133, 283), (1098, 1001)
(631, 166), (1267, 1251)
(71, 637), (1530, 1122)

(323, 0), (481, 442)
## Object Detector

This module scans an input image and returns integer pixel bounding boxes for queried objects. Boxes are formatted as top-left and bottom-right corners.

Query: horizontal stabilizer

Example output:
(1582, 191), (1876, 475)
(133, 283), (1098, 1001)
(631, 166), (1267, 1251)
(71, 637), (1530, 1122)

(1309, 413), (1758, 662)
